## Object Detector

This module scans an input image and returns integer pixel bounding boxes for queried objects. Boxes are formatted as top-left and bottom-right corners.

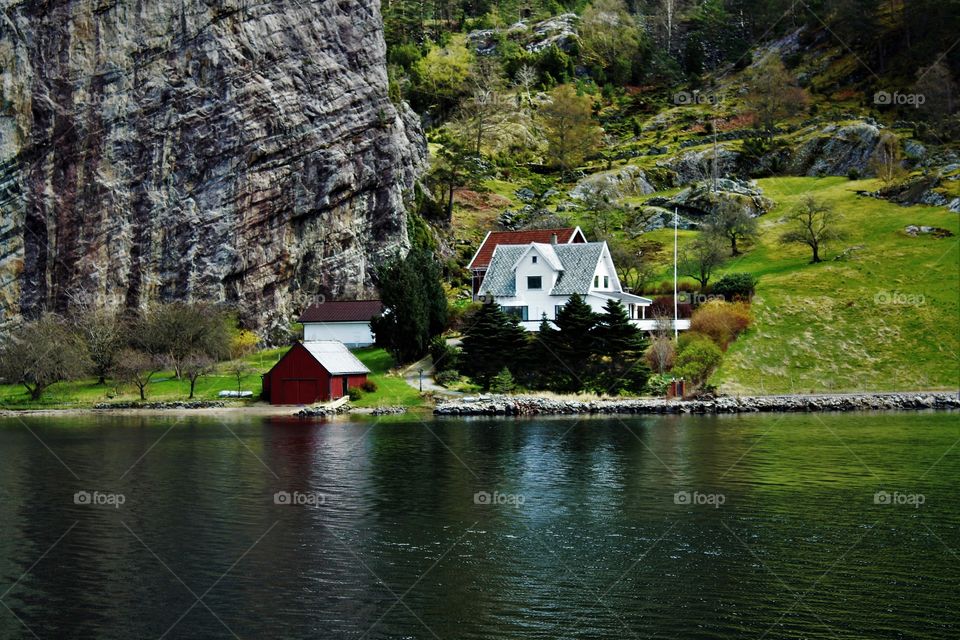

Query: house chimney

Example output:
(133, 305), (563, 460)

(550, 233), (558, 245)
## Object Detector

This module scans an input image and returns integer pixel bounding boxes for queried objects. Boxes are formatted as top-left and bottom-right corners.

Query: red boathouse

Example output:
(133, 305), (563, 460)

(262, 341), (370, 405)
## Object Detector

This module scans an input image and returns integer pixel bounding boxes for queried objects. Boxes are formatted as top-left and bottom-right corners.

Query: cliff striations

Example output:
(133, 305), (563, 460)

(0, 0), (425, 330)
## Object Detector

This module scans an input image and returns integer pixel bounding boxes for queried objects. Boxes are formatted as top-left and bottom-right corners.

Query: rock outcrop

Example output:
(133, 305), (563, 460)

(0, 0), (425, 329)
(646, 179), (774, 219)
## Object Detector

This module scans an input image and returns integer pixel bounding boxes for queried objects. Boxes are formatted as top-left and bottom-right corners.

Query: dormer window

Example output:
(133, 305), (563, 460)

(527, 276), (542, 290)
(604, 276), (609, 288)
(594, 275), (599, 288)
(532, 256), (538, 264)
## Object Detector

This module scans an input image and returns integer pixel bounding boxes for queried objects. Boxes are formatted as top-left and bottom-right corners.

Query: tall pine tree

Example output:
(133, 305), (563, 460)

(460, 302), (529, 389)
(538, 293), (600, 392)
(595, 299), (650, 395)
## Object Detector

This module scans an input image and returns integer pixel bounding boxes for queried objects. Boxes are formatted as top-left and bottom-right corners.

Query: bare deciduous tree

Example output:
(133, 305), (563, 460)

(0, 314), (89, 400)
(111, 349), (160, 401)
(780, 195), (846, 263)
(679, 236), (726, 288)
(73, 306), (126, 384)
(869, 131), (906, 183)
(181, 352), (215, 400)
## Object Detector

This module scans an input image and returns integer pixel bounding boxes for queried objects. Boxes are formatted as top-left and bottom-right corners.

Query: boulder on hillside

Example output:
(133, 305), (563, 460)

(789, 122), (881, 177)
(656, 147), (741, 187)
(646, 179), (774, 219)
(569, 165), (659, 200)
(467, 13), (579, 55)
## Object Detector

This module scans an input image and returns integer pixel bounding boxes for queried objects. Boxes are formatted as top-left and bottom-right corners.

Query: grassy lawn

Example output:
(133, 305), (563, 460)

(0, 346), (426, 410)
(350, 347), (426, 408)
(707, 177), (959, 393)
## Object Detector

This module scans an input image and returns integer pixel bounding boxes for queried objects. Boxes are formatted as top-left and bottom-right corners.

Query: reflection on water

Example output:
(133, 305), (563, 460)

(0, 411), (958, 639)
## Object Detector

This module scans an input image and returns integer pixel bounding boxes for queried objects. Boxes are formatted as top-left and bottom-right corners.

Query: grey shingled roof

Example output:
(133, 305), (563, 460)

(481, 242), (606, 297)
(302, 341), (370, 375)
(551, 243), (605, 294)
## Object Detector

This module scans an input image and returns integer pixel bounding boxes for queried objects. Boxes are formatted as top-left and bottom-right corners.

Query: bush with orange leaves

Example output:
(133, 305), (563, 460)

(689, 300), (752, 350)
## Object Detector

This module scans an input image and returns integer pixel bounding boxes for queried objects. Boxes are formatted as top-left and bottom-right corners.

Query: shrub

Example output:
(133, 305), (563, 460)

(650, 295), (693, 319)
(361, 380), (377, 393)
(847, 168), (861, 180)
(672, 337), (724, 386)
(435, 369), (461, 386)
(429, 336), (460, 373)
(489, 367), (516, 393)
(712, 273), (758, 301)
(689, 301), (752, 349)
(347, 387), (363, 401)
(646, 373), (672, 396)
(644, 337), (675, 374)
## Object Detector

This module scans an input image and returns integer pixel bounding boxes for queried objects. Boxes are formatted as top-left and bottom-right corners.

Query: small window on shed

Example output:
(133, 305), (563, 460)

(532, 256), (538, 264)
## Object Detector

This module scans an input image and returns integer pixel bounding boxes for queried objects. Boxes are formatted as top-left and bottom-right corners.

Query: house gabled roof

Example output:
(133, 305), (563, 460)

(301, 341), (370, 375)
(467, 227), (586, 271)
(481, 242), (608, 297)
(511, 242), (563, 272)
(299, 300), (383, 323)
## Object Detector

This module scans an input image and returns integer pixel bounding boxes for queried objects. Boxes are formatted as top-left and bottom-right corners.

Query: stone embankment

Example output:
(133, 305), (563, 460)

(434, 393), (960, 416)
(94, 401), (225, 410)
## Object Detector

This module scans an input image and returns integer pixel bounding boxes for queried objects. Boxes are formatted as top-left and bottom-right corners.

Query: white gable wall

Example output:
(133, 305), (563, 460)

(304, 321), (375, 347)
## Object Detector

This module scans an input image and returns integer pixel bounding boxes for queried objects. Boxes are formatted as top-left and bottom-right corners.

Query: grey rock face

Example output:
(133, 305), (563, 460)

(467, 13), (579, 56)
(0, 0), (425, 328)
(646, 179), (774, 219)
(569, 165), (658, 200)
(789, 122), (880, 176)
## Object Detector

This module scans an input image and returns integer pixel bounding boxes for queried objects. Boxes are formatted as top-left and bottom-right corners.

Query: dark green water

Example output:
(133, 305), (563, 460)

(0, 411), (958, 639)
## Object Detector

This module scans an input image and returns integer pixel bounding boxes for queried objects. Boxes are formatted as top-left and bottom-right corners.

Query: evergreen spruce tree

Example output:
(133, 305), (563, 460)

(541, 294), (599, 392)
(460, 302), (529, 389)
(372, 220), (448, 364)
(595, 299), (650, 395)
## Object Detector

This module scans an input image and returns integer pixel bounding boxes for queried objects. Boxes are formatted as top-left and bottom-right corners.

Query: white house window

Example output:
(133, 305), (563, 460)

(603, 276), (609, 288)
(594, 275), (599, 288)
(504, 306), (529, 321)
(527, 276), (542, 290)
(555, 305), (564, 319)
(532, 256), (538, 264)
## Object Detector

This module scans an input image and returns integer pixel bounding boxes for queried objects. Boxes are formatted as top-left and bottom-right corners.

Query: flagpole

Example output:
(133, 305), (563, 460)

(673, 207), (679, 340)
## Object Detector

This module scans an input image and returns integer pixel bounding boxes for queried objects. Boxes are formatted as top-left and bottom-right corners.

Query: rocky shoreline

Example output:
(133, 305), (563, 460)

(93, 401), (226, 410)
(434, 392), (960, 416)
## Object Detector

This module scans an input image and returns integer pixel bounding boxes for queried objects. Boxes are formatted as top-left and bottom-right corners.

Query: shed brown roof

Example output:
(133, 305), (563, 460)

(467, 227), (585, 270)
(299, 300), (383, 323)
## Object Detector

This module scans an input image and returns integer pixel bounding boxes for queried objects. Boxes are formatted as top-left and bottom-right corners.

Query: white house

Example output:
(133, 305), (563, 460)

(467, 226), (587, 298)
(299, 300), (383, 347)
(480, 240), (691, 332)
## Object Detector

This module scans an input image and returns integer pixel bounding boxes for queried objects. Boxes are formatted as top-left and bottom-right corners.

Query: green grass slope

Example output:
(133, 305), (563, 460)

(710, 177), (959, 394)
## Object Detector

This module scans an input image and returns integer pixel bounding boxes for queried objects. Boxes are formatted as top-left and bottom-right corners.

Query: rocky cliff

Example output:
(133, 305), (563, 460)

(0, 0), (425, 330)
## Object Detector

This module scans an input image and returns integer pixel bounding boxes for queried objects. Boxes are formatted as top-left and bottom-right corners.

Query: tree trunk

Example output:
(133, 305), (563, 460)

(731, 236), (739, 256)
(811, 243), (821, 263)
(139, 385), (146, 401)
(97, 375), (106, 385)
(189, 378), (196, 400)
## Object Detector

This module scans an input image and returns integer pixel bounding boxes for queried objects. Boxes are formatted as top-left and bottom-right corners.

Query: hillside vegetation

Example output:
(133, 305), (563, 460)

(388, 0), (960, 394)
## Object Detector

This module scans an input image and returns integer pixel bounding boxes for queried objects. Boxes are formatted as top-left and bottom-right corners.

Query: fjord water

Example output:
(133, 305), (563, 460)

(0, 412), (957, 639)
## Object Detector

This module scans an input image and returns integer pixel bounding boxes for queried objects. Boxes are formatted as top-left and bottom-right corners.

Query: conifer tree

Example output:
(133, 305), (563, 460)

(460, 302), (529, 389)
(540, 294), (599, 392)
(595, 299), (650, 394)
